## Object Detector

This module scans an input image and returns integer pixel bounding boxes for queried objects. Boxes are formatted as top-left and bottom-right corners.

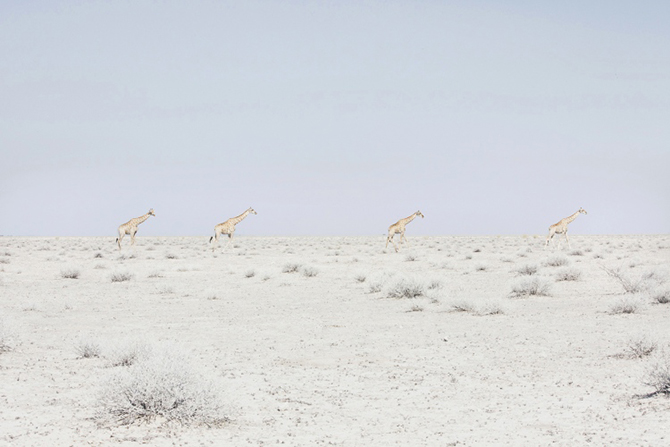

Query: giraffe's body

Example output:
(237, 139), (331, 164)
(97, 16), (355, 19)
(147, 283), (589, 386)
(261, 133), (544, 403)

(545, 207), (587, 249)
(386, 210), (424, 252)
(209, 207), (257, 250)
(116, 209), (155, 250)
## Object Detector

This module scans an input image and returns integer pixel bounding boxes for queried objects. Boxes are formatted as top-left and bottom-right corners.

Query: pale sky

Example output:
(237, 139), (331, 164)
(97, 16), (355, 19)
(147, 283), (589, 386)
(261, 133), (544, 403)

(1, 1), (668, 236)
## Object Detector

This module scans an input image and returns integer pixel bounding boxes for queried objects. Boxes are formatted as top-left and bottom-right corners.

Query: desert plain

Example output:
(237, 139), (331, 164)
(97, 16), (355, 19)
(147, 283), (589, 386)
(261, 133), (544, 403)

(1, 234), (669, 446)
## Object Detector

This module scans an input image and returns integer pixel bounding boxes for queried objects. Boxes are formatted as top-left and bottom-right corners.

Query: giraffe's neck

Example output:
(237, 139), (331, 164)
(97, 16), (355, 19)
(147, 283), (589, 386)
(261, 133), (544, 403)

(230, 210), (251, 226)
(401, 213), (418, 225)
(564, 211), (581, 224)
(133, 213), (152, 226)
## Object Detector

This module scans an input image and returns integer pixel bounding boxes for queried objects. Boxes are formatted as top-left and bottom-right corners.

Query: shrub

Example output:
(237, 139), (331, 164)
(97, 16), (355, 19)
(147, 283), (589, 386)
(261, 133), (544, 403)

(282, 263), (301, 273)
(602, 267), (667, 294)
(510, 278), (552, 298)
(244, 270), (256, 278)
(165, 253), (178, 260)
(106, 341), (151, 367)
(0, 320), (17, 353)
(569, 250), (584, 256)
(404, 254), (418, 262)
(608, 296), (643, 314)
(643, 354), (670, 396)
(354, 274), (366, 283)
(75, 340), (102, 359)
(555, 267), (582, 282)
(625, 336), (657, 359)
(302, 266), (319, 277)
(111, 272), (133, 283)
(544, 255), (569, 267)
(651, 288), (670, 304)
(387, 277), (426, 298)
(60, 268), (81, 279)
(515, 264), (538, 276)
(97, 346), (228, 427)
(474, 263), (488, 272)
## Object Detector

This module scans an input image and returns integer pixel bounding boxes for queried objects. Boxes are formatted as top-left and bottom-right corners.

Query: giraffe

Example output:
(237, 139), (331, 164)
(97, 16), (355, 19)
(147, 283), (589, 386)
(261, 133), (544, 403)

(209, 207), (257, 250)
(545, 207), (587, 249)
(116, 208), (155, 250)
(386, 210), (424, 252)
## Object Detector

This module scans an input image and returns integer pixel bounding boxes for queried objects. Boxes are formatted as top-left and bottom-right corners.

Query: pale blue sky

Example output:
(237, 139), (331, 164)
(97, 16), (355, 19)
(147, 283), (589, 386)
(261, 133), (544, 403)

(1, 1), (668, 236)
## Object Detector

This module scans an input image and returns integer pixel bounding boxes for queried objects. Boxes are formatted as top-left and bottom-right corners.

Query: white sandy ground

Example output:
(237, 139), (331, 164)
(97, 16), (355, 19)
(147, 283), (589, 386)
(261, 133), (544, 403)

(1, 235), (669, 446)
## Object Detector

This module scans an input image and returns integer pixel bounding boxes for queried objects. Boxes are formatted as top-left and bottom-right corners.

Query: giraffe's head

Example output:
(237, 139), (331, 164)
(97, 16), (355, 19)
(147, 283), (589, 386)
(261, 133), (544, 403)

(416, 210), (424, 218)
(579, 207), (587, 215)
(148, 208), (156, 217)
(248, 207), (257, 215)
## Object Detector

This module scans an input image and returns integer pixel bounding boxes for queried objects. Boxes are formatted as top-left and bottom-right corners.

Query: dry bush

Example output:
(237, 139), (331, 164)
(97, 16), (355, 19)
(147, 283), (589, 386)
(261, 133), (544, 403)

(625, 336), (657, 359)
(515, 264), (538, 276)
(386, 277), (426, 298)
(602, 267), (667, 294)
(569, 250), (584, 256)
(608, 295), (643, 315)
(447, 299), (506, 316)
(474, 263), (488, 272)
(111, 272), (133, 283)
(0, 320), (17, 353)
(60, 268), (81, 279)
(75, 340), (102, 359)
(301, 266), (319, 277)
(651, 288), (670, 304)
(510, 278), (552, 298)
(555, 267), (582, 282)
(643, 354), (670, 396)
(543, 255), (569, 267)
(282, 263), (302, 273)
(244, 269), (256, 278)
(106, 341), (152, 367)
(97, 346), (228, 427)
(354, 273), (366, 283)
(404, 254), (418, 262)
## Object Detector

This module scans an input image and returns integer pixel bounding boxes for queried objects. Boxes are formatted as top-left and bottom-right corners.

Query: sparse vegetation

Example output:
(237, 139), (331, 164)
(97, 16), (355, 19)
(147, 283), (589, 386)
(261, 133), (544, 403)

(544, 255), (569, 267)
(282, 263), (302, 273)
(60, 268), (81, 279)
(555, 267), (582, 282)
(302, 266), (319, 277)
(97, 346), (228, 427)
(608, 296), (643, 314)
(602, 267), (667, 294)
(111, 272), (133, 283)
(510, 278), (552, 298)
(651, 288), (670, 304)
(515, 264), (538, 276)
(643, 354), (670, 396)
(0, 320), (17, 353)
(624, 336), (657, 359)
(75, 340), (102, 359)
(244, 269), (256, 278)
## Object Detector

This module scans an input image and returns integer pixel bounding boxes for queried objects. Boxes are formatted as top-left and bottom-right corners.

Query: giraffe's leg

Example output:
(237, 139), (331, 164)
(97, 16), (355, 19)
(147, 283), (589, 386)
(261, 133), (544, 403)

(224, 233), (233, 249)
(565, 232), (570, 250)
(386, 234), (391, 249)
(131, 230), (137, 246)
(391, 234), (399, 252)
(117, 234), (124, 250)
(401, 232), (410, 248)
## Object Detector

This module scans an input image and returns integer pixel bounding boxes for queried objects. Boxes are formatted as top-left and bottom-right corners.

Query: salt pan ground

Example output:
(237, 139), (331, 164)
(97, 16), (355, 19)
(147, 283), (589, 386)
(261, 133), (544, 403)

(1, 235), (669, 446)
